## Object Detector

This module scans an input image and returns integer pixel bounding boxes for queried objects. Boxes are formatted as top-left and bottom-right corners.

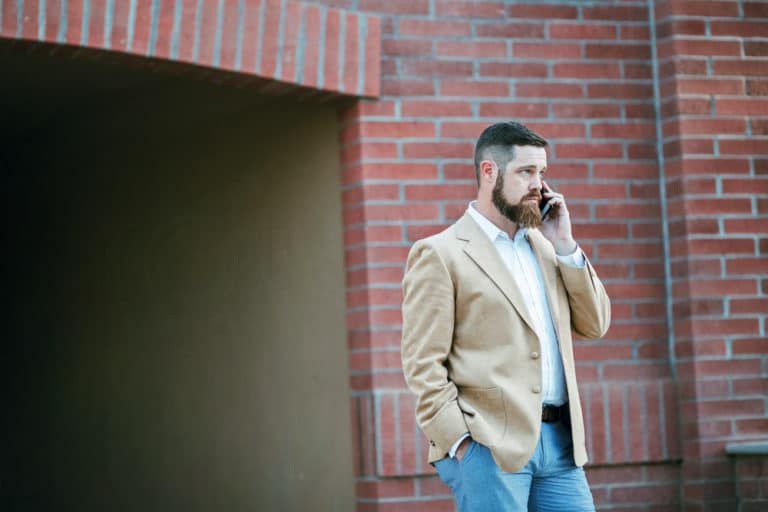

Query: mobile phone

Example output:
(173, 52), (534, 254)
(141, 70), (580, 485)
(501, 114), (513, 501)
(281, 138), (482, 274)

(539, 184), (554, 219)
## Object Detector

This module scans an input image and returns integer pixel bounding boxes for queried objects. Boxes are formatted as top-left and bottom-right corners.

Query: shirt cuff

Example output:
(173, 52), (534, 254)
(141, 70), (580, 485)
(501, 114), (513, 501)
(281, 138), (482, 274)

(556, 246), (585, 268)
(449, 433), (471, 458)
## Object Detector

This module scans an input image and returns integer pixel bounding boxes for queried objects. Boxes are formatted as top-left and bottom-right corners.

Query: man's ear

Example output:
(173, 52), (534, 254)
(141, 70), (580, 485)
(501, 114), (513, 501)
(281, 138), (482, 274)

(479, 159), (496, 183)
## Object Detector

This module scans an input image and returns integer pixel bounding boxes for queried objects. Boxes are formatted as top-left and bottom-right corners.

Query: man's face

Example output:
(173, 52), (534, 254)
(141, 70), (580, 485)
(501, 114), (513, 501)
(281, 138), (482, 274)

(490, 145), (548, 228)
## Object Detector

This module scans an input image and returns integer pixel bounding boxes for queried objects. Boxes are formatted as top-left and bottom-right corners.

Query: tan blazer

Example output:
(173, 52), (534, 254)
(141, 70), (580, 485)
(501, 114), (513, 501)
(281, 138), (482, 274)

(401, 212), (611, 473)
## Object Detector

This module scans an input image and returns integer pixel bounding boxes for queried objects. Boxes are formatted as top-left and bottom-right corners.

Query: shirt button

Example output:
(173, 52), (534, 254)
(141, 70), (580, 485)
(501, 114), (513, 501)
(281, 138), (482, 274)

(429, 440), (436, 446)
(532, 386), (541, 394)
(531, 351), (540, 359)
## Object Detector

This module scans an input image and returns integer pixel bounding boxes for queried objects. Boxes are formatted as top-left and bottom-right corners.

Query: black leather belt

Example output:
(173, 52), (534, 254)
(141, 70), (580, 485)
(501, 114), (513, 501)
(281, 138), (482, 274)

(542, 403), (568, 423)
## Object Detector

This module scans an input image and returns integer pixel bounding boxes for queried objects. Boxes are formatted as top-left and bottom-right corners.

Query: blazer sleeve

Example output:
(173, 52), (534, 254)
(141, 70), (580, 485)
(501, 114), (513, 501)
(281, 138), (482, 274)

(559, 257), (612, 339)
(401, 240), (468, 456)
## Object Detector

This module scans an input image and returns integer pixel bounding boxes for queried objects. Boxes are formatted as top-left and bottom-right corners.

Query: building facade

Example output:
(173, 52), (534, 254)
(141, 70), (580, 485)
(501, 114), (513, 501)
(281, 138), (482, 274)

(3, 0), (766, 511)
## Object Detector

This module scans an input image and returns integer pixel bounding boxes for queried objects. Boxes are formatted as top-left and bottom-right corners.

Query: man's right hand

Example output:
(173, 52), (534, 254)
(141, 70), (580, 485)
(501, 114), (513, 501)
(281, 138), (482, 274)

(455, 436), (472, 461)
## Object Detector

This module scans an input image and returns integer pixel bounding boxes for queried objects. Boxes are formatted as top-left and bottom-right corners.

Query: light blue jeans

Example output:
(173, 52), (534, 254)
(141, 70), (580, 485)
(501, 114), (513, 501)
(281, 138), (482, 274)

(434, 421), (595, 512)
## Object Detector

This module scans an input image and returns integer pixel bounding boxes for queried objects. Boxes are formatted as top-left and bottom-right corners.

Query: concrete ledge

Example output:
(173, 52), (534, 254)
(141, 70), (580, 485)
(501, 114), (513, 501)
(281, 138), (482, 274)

(726, 442), (768, 456)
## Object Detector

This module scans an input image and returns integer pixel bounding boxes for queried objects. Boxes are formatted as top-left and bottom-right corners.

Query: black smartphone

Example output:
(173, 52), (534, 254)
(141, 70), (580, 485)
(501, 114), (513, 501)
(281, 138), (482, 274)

(539, 184), (554, 219)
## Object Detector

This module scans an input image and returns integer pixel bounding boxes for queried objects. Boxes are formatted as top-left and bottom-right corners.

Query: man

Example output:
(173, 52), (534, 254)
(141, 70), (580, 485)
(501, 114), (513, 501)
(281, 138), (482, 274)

(400, 122), (611, 511)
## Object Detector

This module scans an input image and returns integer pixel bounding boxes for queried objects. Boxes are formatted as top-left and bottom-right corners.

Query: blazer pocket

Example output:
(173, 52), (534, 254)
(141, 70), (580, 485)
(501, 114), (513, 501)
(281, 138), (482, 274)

(457, 387), (507, 447)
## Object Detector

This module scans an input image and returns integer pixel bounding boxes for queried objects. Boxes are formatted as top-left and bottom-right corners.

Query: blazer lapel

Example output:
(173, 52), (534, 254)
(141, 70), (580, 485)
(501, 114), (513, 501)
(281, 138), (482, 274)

(528, 229), (562, 343)
(455, 213), (537, 335)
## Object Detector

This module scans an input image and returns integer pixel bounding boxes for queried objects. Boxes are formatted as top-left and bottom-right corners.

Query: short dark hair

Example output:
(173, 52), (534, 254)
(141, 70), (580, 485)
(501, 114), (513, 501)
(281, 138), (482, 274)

(473, 122), (548, 183)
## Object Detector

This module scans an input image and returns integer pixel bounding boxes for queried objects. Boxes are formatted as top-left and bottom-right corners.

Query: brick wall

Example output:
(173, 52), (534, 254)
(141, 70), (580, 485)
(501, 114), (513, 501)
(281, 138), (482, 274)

(4, 0), (764, 510)
(655, 1), (768, 510)
(331, 0), (766, 510)
(337, 0), (670, 509)
(730, 454), (768, 511)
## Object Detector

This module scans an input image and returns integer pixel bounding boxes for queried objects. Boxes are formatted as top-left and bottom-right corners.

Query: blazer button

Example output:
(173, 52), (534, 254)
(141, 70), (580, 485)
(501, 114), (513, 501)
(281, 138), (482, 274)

(532, 386), (541, 394)
(429, 440), (436, 447)
(531, 351), (540, 359)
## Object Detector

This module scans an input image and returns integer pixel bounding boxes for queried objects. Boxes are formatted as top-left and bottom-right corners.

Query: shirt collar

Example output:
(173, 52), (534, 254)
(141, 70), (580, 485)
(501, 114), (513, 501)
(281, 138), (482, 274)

(466, 201), (528, 243)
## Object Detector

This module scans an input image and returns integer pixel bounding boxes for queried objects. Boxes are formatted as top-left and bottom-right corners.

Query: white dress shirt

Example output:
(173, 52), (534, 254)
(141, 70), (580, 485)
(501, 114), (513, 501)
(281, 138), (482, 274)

(449, 202), (585, 458)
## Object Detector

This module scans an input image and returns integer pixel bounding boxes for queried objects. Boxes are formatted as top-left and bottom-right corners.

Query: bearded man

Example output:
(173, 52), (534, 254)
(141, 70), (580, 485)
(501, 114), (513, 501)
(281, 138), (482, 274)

(401, 122), (611, 511)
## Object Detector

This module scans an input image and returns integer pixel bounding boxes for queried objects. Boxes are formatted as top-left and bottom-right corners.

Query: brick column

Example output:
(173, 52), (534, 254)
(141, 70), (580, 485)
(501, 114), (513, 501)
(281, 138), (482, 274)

(653, 1), (768, 510)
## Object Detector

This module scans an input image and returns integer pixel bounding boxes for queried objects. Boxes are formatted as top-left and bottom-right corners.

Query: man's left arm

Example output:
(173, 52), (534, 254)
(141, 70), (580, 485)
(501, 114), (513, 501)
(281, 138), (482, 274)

(558, 253), (611, 339)
(540, 182), (611, 339)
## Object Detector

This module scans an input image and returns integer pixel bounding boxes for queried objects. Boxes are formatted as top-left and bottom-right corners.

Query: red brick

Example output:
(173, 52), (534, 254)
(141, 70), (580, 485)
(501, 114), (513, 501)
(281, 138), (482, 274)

(479, 62), (548, 78)
(358, 0), (430, 15)
(620, 25), (650, 41)
(674, 98), (712, 116)
(677, 78), (745, 96)
(555, 143), (623, 159)
(359, 121), (436, 139)
(382, 38), (433, 57)
(406, 224), (452, 241)
(508, 4), (578, 19)
(625, 57), (659, 78)
(433, 1), (507, 18)
(585, 43), (651, 60)
(753, 119), (768, 135)
(724, 218), (768, 235)
(475, 21), (545, 38)
(588, 83), (654, 99)
(684, 278), (757, 297)
(344, 225), (402, 246)
(657, 18), (706, 38)
(479, 102), (549, 118)
(513, 42), (580, 59)
(356, 478), (415, 499)
(517, 82), (584, 98)
(343, 185), (400, 205)
(731, 296), (768, 314)
(722, 178), (768, 195)
(720, 139), (768, 155)
(381, 79), (435, 96)
(595, 203), (661, 220)
(322, 9), (341, 91)
(398, 18), (471, 37)
(440, 80), (510, 97)
(592, 122), (656, 139)
(670, 1), (740, 17)
(440, 122), (493, 139)
(715, 58), (768, 77)
(606, 385), (626, 462)
(403, 142), (473, 159)
(716, 98), (768, 115)
(84, 0), (107, 47)
(664, 138), (715, 157)
(711, 21), (768, 38)
(672, 38), (743, 57)
(697, 398), (764, 418)
(436, 40), (507, 58)
(605, 282), (665, 299)
(603, 362), (670, 380)
(550, 23), (617, 40)
(583, 5), (647, 21)
(400, 59), (474, 78)
(400, 100), (472, 117)
(735, 418), (768, 435)
(359, 163), (439, 180)
(593, 163), (657, 179)
(405, 184), (475, 201)
(745, 1), (768, 17)
(554, 62), (621, 79)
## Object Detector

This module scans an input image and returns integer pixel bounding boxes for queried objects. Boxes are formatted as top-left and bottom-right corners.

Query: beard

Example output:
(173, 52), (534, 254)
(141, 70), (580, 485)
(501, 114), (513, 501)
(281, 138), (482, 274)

(491, 172), (543, 228)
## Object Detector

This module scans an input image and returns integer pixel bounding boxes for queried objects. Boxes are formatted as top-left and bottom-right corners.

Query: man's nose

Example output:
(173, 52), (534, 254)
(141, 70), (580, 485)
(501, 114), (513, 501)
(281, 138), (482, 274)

(530, 174), (542, 190)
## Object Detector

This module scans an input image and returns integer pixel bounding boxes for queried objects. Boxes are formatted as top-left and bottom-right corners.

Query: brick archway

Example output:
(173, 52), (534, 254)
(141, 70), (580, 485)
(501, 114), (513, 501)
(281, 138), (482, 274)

(0, 0), (379, 97)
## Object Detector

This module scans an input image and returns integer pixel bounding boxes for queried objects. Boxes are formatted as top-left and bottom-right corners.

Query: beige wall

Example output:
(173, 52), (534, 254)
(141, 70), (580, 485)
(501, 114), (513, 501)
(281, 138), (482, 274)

(4, 71), (354, 511)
